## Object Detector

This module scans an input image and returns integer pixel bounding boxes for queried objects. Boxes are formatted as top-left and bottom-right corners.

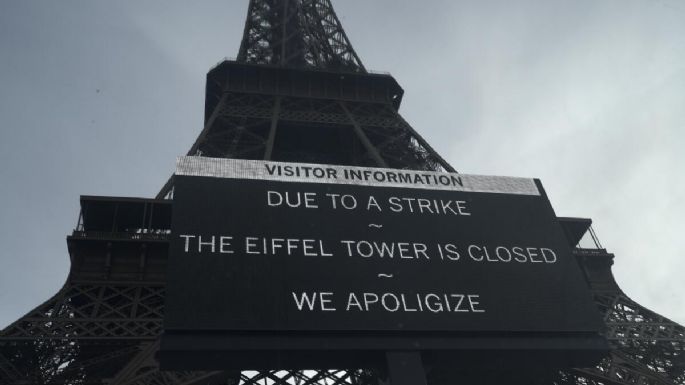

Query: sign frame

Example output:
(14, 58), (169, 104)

(160, 157), (607, 370)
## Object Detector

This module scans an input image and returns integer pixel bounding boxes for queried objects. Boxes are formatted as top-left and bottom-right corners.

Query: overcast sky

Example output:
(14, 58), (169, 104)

(1, 0), (684, 329)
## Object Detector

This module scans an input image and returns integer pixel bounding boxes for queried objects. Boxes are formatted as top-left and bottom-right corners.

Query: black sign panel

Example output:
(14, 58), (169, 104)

(164, 158), (603, 337)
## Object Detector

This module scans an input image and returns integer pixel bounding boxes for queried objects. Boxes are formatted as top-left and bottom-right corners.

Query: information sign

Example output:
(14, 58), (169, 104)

(164, 157), (602, 335)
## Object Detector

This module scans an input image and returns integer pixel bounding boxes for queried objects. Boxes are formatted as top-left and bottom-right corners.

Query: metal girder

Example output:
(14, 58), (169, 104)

(570, 353), (677, 385)
(594, 291), (685, 382)
(560, 289), (685, 385)
(594, 291), (685, 342)
(264, 96), (282, 160)
(156, 89), (454, 200)
(237, 0), (365, 72)
(239, 369), (378, 385)
(0, 284), (164, 340)
(339, 101), (388, 167)
(0, 351), (22, 384)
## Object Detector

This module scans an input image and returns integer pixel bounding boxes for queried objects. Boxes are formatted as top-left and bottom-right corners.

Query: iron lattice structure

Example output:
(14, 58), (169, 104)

(237, 0), (364, 71)
(1, 1), (684, 384)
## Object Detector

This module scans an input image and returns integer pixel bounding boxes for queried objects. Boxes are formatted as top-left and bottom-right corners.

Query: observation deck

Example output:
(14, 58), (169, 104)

(67, 196), (172, 283)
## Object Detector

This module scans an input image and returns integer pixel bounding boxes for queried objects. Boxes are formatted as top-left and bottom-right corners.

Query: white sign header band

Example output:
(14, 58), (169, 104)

(176, 156), (540, 196)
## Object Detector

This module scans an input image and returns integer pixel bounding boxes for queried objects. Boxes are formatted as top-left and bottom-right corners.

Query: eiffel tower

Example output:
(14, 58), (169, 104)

(1, 1), (683, 384)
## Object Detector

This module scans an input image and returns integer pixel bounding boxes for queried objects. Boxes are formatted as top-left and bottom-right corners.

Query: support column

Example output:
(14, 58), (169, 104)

(264, 96), (282, 160)
(339, 101), (388, 168)
(391, 111), (456, 173)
